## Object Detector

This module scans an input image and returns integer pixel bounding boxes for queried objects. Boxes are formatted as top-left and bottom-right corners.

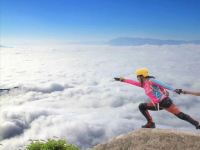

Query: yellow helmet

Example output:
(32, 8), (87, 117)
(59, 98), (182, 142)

(135, 68), (149, 77)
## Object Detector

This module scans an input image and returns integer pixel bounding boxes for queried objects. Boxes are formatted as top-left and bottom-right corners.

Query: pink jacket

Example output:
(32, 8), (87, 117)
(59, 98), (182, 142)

(124, 78), (175, 104)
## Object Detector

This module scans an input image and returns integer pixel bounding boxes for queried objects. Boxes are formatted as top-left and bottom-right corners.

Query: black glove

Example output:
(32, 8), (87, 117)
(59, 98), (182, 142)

(114, 77), (124, 82)
(175, 89), (183, 94)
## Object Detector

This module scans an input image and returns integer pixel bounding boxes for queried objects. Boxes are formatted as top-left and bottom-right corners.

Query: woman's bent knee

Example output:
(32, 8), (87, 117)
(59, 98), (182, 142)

(139, 103), (147, 110)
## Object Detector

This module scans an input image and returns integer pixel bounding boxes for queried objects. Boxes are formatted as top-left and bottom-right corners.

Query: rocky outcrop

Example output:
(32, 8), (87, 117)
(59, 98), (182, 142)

(92, 129), (200, 150)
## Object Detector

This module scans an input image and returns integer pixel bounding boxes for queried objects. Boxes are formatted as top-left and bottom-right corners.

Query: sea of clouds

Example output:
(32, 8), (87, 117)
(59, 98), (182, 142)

(0, 44), (200, 149)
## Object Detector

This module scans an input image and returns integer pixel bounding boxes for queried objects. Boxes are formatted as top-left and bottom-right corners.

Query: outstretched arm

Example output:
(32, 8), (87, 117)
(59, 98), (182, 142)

(150, 79), (184, 94)
(150, 78), (175, 91)
(182, 90), (200, 96)
(123, 79), (142, 87)
(114, 77), (141, 87)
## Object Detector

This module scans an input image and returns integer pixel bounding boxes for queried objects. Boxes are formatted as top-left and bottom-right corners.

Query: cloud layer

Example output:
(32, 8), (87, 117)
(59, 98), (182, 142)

(0, 44), (200, 149)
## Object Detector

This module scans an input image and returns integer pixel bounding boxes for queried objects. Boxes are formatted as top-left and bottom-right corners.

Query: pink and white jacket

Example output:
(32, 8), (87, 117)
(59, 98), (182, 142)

(123, 78), (175, 104)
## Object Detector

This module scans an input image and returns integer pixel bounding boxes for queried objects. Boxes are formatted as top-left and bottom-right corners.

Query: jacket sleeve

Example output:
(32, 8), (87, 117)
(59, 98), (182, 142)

(150, 78), (175, 91)
(123, 79), (142, 87)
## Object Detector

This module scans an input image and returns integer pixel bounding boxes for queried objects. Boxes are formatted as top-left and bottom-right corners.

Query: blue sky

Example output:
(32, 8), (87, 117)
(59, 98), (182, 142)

(1, 0), (200, 44)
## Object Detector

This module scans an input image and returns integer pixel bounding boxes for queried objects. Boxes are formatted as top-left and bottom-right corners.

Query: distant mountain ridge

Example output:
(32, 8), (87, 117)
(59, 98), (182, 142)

(92, 128), (200, 150)
(108, 37), (200, 46)
(0, 45), (12, 48)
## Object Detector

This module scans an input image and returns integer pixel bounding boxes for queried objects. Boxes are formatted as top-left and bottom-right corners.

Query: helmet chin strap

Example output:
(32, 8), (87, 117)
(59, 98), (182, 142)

(140, 77), (144, 87)
(139, 76), (152, 87)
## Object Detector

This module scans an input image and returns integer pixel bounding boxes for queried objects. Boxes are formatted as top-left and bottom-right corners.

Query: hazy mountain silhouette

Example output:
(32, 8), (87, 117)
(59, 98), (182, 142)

(108, 37), (200, 46)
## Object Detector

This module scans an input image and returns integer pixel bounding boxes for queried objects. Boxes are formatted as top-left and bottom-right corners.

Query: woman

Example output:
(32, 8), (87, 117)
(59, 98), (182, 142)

(114, 68), (200, 129)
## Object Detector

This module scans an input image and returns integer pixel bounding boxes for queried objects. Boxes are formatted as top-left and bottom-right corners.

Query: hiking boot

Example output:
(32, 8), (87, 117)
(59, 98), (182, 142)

(142, 122), (156, 128)
(196, 124), (200, 129)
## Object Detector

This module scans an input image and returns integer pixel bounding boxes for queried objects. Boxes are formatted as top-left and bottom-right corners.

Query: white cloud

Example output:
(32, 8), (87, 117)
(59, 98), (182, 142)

(0, 44), (200, 149)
